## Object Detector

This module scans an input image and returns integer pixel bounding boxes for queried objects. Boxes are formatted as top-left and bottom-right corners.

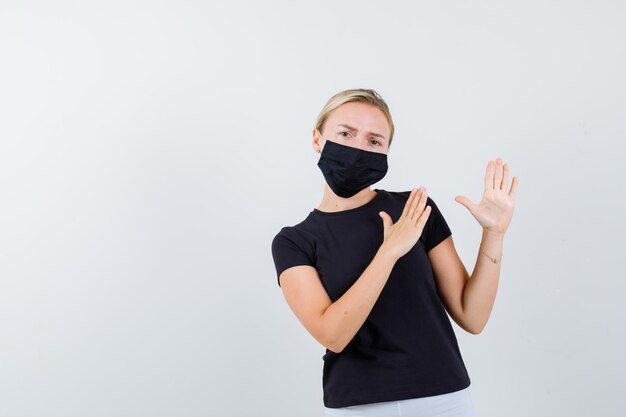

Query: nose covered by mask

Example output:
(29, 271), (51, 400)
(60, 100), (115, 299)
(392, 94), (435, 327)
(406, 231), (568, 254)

(317, 134), (388, 198)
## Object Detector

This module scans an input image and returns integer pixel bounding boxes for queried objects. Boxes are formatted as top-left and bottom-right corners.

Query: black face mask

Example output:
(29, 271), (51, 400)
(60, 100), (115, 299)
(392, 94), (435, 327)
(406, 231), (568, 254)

(317, 135), (388, 198)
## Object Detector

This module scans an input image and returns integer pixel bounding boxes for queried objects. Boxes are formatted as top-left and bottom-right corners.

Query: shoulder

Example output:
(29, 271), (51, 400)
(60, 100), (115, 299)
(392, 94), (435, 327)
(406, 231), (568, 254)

(383, 188), (437, 207)
(272, 223), (316, 252)
(272, 225), (301, 245)
(271, 224), (317, 275)
(271, 225), (318, 286)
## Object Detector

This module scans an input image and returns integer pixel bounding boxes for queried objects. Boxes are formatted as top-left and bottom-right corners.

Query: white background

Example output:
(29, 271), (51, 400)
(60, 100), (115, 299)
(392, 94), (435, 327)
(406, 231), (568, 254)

(1, 1), (624, 416)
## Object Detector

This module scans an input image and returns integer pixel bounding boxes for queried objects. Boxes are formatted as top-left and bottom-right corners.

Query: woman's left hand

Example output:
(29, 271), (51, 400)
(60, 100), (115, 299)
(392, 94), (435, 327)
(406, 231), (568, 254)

(454, 157), (518, 235)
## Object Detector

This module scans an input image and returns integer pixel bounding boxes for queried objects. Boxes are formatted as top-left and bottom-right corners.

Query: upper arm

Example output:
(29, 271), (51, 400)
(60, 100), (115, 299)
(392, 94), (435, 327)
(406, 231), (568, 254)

(278, 265), (335, 351)
(427, 235), (473, 333)
(271, 229), (336, 350)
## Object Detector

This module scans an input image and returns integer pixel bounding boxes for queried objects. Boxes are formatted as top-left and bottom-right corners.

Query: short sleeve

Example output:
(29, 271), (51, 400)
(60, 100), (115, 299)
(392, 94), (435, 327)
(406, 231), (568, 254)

(271, 228), (315, 287)
(424, 196), (452, 252)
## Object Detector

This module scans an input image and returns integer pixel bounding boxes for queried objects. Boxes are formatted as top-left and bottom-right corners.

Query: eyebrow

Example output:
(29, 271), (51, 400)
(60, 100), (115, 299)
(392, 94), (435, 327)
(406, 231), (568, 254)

(336, 124), (387, 142)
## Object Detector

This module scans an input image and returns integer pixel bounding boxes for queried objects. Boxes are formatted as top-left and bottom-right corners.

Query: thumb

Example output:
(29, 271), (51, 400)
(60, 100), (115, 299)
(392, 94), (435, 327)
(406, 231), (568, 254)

(454, 195), (479, 214)
(379, 211), (392, 230)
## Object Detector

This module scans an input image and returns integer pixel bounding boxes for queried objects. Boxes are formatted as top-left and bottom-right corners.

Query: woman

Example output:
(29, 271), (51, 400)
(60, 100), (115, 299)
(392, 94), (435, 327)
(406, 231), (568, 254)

(271, 88), (518, 417)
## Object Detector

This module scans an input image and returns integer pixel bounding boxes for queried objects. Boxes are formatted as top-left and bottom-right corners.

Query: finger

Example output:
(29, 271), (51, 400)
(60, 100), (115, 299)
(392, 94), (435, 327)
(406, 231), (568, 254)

(417, 205), (432, 227)
(495, 158), (503, 190)
(509, 176), (518, 198)
(379, 211), (392, 230)
(484, 160), (494, 191)
(408, 188), (424, 220)
(502, 163), (510, 191)
(456, 195), (478, 215)
(411, 188), (428, 223)
(402, 188), (419, 218)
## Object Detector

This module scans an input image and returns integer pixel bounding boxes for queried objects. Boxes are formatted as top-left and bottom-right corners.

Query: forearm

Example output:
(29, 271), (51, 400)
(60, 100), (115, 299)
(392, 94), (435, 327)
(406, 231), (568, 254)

(462, 229), (505, 334)
(322, 245), (398, 353)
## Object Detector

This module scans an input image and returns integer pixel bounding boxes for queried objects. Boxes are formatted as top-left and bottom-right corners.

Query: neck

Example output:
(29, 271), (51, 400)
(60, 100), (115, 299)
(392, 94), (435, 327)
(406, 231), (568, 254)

(316, 184), (377, 213)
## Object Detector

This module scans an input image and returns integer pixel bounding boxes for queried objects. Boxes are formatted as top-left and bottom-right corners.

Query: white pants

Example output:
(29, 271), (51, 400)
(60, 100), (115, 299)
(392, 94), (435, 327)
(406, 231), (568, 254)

(324, 386), (476, 417)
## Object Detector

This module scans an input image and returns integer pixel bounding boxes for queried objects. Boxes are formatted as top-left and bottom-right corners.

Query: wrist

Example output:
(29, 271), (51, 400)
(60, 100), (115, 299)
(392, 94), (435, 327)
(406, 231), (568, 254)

(479, 249), (501, 264)
(378, 243), (400, 263)
(483, 228), (505, 239)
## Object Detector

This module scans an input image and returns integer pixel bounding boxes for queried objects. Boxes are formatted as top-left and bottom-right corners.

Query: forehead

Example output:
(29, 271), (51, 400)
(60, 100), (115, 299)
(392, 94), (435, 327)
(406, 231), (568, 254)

(326, 102), (390, 138)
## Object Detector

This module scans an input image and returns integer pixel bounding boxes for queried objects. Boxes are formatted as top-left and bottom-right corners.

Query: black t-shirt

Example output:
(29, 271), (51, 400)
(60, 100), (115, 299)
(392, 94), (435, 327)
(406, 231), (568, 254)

(271, 188), (471, 408)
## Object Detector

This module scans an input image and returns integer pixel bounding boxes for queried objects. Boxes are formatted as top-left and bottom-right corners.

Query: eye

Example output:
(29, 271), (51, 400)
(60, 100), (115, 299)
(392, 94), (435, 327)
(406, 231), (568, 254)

(372, 139), (382, 146)
(339, 131), (351, 137)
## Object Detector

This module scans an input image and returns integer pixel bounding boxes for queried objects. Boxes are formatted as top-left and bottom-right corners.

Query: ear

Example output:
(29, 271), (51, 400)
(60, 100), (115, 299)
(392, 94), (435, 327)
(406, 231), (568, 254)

(312, 128), (324, 153)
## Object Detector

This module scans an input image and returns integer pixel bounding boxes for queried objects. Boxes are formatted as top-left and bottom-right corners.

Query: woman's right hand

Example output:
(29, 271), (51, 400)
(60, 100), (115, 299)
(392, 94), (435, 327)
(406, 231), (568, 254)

(378, 187), (431, 260)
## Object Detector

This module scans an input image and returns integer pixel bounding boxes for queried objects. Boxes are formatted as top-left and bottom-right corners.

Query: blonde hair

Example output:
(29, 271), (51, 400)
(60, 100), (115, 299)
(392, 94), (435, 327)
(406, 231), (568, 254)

(315, 88), (395, 149)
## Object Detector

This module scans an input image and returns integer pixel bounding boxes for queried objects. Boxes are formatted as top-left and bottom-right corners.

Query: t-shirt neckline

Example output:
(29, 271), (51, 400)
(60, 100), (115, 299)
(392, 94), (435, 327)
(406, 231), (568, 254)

(312, 188), (384, 217)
